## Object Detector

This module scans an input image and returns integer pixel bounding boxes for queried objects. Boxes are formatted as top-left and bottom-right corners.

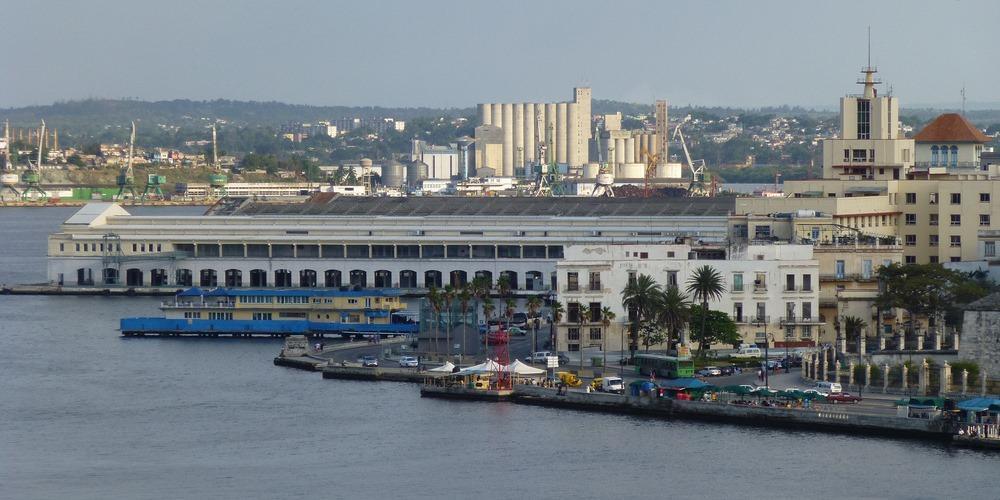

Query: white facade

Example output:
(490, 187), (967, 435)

(555, 243), (821, 352)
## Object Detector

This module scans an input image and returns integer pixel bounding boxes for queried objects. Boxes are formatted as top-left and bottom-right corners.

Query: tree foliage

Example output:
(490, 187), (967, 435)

(688, 305), (741, 349)
(876, 263), (992, 329)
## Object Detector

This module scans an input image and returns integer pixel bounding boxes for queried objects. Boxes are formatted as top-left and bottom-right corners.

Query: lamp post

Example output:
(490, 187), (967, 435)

(753, 317), (769, 388)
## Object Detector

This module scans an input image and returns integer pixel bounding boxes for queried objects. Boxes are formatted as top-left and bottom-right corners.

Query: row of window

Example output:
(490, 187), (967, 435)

(208, 312), (233, 320)
(904, 256), (961, 264)
(904, 192), (989, 205)
(565, 271), (602, 292)
(251, 312), (274, 321)
(905, 213), (990, 227)
(929, 145), (960, 167)
(566, 302), (604, 323)
(733, 301), (813, 322)
(62, 242), (162, 254)
(905, 235), (961, 247)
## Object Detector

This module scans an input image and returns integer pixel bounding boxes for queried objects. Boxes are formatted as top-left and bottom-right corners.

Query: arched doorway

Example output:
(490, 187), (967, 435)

(349, 270), (367, 287)
(150, 269), (168, 287)
(125, 268), (143, 287)
(200, 269), (218, 287)
(374, 270), (392, 288)
(299, 269), (317, 287)
(274, 269), (292, 287)
(500, 270), (518, 290)
(450, 270), (467, 287)
(424, 270), (442, 289)
(225, 269), (242, 287)
(324, 270), (342, 288)
(474, 270), (492, 285)
(399, 270), (417, 288)
(249, 269), (267, 287)
(525, 271), (543, 291)
(175, 269), (192, 287)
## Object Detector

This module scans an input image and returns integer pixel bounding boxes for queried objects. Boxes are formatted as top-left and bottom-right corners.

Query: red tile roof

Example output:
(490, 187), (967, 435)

(913, 113), (990, 143)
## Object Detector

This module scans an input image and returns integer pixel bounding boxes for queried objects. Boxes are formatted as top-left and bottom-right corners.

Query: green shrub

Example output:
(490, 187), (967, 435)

(950, 360), (980, 380)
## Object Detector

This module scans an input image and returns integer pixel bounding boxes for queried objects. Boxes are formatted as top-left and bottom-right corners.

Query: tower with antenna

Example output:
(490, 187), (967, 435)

(114, 121), (139, 200)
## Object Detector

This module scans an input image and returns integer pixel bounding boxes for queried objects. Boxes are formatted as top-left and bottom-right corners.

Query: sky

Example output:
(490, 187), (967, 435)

(3, 0), (998, 110)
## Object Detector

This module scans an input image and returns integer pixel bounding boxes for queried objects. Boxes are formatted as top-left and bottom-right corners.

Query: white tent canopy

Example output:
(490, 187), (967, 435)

(454, 359), (503, 376)
(426, 361), (456, 373)
(507, 359), (545, 376)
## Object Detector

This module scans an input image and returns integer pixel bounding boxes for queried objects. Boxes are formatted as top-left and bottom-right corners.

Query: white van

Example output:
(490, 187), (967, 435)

(731, 346), (762, 359)
(601, 377), (625, 394)
(813, 381), (842, 395)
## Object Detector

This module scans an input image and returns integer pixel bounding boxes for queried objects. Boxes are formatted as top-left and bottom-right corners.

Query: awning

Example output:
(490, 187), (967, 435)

(956, 397), (1000, 412)
(426, 362), (456, 373)
(176, 287), (205, 297)
(660, 378), (713, 390)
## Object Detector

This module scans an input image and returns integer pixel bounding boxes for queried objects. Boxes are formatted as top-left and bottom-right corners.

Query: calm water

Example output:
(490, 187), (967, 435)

(1, 207), (998, 500)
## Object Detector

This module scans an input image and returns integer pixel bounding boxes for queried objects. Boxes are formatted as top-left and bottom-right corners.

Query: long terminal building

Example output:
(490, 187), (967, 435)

(47, 194), (735, 293)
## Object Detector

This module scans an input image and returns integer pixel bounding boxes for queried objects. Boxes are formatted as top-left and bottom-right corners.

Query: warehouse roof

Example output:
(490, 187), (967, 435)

(221, 195), (736, 218)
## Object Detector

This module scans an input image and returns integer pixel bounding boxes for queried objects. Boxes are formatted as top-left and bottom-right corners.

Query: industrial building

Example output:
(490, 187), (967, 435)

(476, 88), (592, 176)
(46, 196), (735, 292)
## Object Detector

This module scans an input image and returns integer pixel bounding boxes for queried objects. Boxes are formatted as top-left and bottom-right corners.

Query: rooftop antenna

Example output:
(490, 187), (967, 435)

(961, 84), (967, 115)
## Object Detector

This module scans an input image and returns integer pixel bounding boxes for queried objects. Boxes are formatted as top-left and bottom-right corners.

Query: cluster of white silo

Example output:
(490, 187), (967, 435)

(475, 87), (591, 177)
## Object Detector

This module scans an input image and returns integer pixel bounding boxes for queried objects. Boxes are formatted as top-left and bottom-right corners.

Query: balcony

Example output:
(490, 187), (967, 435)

(746, 315), (770, 324)
(753, 282), (768, 293)
(161, 301), (235, 309)
(731, 285), (745, 293)
(779, 316), (823, 325)
(820, 273), (875, 282)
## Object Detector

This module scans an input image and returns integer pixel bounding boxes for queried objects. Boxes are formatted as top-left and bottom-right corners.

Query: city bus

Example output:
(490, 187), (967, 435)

(633, 354), (695, 379)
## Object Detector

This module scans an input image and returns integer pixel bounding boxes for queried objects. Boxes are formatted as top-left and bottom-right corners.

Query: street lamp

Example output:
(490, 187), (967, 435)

(753, 316), (769, 388)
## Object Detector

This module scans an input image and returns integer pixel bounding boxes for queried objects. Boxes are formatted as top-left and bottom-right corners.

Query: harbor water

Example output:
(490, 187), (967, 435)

(1, 207), (998, 499)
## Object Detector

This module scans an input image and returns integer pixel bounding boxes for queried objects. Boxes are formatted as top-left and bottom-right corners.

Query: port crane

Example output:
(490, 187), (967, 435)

(21, 120), (48, 200)
(672, 115), (709, 196)
(207, 124), (228, 198)
(1, 120), (20, 201)
(591, 124), (614, 197)
(114, 121), (139, 200)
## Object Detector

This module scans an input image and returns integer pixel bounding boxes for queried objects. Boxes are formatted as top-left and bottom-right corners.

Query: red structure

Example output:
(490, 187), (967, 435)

(490, 328), (511, 390)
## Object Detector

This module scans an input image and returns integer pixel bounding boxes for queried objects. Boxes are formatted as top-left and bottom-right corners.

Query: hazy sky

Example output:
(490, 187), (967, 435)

(3, 0), (997, 109)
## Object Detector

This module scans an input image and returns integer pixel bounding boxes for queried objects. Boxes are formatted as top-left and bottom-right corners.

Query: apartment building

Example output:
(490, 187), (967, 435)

(554, 242), (820, 353)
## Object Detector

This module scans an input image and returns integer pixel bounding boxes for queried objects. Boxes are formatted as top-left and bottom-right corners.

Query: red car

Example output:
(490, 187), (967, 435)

(826, 392), (862, 404)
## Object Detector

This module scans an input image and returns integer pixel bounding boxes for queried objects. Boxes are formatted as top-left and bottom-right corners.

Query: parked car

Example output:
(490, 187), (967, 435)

(719, 366), (736, 376)
(511, 312), (528, 326)
(826, 392), (862, 404)
(813, 381), (843, 394)
(697, 366), (722, 377)
(361, 355), (379, 367)
(803, 389), (827, 398)
(507, 326), (527, 336)
(527, 351), (553, 363)
(398, 356), (418, 368)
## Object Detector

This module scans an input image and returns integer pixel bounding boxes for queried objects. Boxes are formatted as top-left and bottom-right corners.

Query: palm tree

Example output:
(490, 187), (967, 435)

(843, 315), (867, 346)
(443, 285), (455, 359)
(526, 296), (542, 353)
(504, 297), (516, 330)
(621, 274), (661, 359)
(576, 304), (591, 372)
(600, 306), (616, 371)
(655, 286), (691, 351)
(482, 298), (495, 322)
(496, 275), (512, 305)
(458, 287), (472, 359)
(686, 265), (725, 356)
(549, 301), (564, 351)
(427, 286), (442, 355)
(471, 275), (491, 301)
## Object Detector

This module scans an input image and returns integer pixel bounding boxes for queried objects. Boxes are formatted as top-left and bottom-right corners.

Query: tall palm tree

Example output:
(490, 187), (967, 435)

(526, 295), (542, 353)
(427, 286), (442, 355)
(458, 287), (472, 358)
(842, 315), (867, 345)
(504, 298), (516, 330)
(471, 275), (491, 301)
(482, 298), (495, 322)
(549, 300), (564, 351)
(621, 273), (661, 359)
(443, 285), (455, 359)
(600, 306), (616, 371)
(576, 304), (591, 372)
(656, 286), (691, 351)
(686, 265), (725, 356)
(496, 275), (511, 299)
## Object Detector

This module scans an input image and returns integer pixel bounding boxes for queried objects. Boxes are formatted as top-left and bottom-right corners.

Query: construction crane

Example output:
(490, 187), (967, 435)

(591, 124), (614, 197)
(21, 120), (47, 200)
(1, 120), (19, 201)
(207, 124), (228, 198)
(672, 115), (708, 196)
(114, 121), (139, 200)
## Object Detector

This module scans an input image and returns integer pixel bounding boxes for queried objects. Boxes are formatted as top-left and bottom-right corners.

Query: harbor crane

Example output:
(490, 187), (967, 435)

(1, 120), (20, 200)
(672, 115), (709, 196)
(207, 124), (228, 198)
(21, 120), (48, 200)
(640, 148), (660, 198)
(114, 121), (139, 200)
(591, 124), (614, 197)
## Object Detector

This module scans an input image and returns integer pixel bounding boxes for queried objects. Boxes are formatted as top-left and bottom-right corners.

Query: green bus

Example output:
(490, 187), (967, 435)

(634, 354), (695, 379)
